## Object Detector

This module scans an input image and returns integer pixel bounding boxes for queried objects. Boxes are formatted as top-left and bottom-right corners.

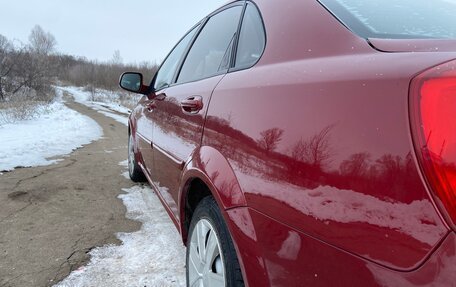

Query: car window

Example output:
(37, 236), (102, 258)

(177, 6), (243, 84)
(235, 3), (265, 69)
(319, 0), (456, 39)
(153, 26), (198, 91)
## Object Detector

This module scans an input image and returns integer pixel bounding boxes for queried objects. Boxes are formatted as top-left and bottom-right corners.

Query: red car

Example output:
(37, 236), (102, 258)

(120, 0), (456, 286)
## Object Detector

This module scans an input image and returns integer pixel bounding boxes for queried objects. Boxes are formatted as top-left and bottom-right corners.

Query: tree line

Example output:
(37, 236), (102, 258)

(0, 25), (157, 103)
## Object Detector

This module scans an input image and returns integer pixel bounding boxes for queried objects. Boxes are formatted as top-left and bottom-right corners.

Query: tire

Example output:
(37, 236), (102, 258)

(128, 132), (146, 182)
(186, 197), (244, 287)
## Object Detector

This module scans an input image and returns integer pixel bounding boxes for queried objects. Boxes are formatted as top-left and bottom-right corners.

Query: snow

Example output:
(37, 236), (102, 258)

(55, 161), (186, 287)
(1, 86), (187, 284)
(97, 110), (128, 126)
(57, 86), (132, 127)
(0, 101), (103, 171)
(44, 90), (188, 285)
(119, 159), (130, 179)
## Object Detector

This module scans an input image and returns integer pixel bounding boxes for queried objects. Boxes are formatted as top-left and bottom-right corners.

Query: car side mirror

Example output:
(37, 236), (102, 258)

(119, 72), (147, 94)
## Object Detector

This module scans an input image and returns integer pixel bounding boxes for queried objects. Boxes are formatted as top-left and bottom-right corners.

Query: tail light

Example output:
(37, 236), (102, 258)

(410, 59), (456, 230)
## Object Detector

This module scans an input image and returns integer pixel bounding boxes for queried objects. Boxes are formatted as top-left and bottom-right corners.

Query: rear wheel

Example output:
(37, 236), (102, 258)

(186, 197), (244, 287)
(128, 132), (145, 182)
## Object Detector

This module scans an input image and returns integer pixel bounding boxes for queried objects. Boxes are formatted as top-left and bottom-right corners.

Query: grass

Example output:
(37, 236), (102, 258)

(0, 88), (57, 126)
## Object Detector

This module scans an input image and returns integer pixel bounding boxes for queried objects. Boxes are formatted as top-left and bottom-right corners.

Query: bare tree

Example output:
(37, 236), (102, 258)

(305, 125), (334, 167)
(290, 124), (334, 169)
(0, 34), (13, 100)
(0, 34), (12, 65)
(376, 154), (402, 178)
(340, 152), (371, 177)
(12, 26), (59, 100)
(258, 127), (284, 153)
(111, 50), (123, 65)
(29, 25), (57, 55)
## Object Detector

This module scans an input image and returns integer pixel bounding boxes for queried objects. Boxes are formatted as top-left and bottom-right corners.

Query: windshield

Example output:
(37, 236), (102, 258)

(319, 0), (456, 39)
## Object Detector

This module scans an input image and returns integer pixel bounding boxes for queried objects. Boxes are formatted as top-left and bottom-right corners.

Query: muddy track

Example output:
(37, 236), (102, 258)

(0, 100), (140, 287)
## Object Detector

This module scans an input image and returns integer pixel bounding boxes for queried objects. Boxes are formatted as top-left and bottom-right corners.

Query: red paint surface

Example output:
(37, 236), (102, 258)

(369, 38), (456, 53)
(127, 0), (456, 285)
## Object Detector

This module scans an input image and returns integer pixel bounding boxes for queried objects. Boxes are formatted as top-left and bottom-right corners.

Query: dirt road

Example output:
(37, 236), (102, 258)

(0, 100), (140, 287)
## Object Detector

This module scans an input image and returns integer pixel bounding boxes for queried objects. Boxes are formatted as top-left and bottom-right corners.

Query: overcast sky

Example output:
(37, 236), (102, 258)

(0, 0), (227, 64)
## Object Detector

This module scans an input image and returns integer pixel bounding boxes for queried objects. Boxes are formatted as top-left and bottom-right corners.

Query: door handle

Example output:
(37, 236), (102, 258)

(146, 101), (156, 112)
(180, 96), (203, 113)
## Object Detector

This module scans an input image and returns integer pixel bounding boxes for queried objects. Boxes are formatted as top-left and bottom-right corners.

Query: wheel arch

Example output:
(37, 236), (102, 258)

(178, 146), (247, 244)
(128, 114), (145, 168)
(179, 146), (269, 286)
(128, 114), (136, 135)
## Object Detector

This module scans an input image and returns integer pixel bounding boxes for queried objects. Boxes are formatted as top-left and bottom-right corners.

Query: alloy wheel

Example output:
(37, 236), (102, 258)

(188, 218), (226, 287)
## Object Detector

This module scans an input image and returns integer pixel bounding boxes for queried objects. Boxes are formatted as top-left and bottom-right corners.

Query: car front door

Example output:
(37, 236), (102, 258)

(150, 4), (244, 221)
(137, 23), (200, 178)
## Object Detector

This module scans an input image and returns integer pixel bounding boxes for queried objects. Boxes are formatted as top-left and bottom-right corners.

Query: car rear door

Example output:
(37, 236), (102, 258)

(150, 3), (244, 221)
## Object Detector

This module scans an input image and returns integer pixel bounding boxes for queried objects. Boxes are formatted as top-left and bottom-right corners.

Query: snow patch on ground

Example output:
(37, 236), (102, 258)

(97, 110), (128, 126)
(57, 86), (131, 127)
(119, 159), (130, 179)
(55, 161), (186, 287)
(0, 101), (103, 171)
(119, 160), (128, 167)
(121, 171), (130, 179)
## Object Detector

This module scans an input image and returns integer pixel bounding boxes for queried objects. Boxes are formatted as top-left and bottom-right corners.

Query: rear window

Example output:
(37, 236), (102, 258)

(319, 0), (456, 39)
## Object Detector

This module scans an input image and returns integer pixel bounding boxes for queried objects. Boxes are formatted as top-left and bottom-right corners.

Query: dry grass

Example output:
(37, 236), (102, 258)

(118, 92), (142, 110)
(84, 87), (142, 111)
(0, 101), (51, 125)
(0, 88), (56, 125)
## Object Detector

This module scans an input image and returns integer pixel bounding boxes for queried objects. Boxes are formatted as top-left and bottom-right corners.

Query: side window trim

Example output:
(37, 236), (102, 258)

(229, 0), (267, 73)
(170, 1), (246, 87)
(168, 19), (208, 86)
(151, 22), (202, 92)
(230, 1), (248, 70)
